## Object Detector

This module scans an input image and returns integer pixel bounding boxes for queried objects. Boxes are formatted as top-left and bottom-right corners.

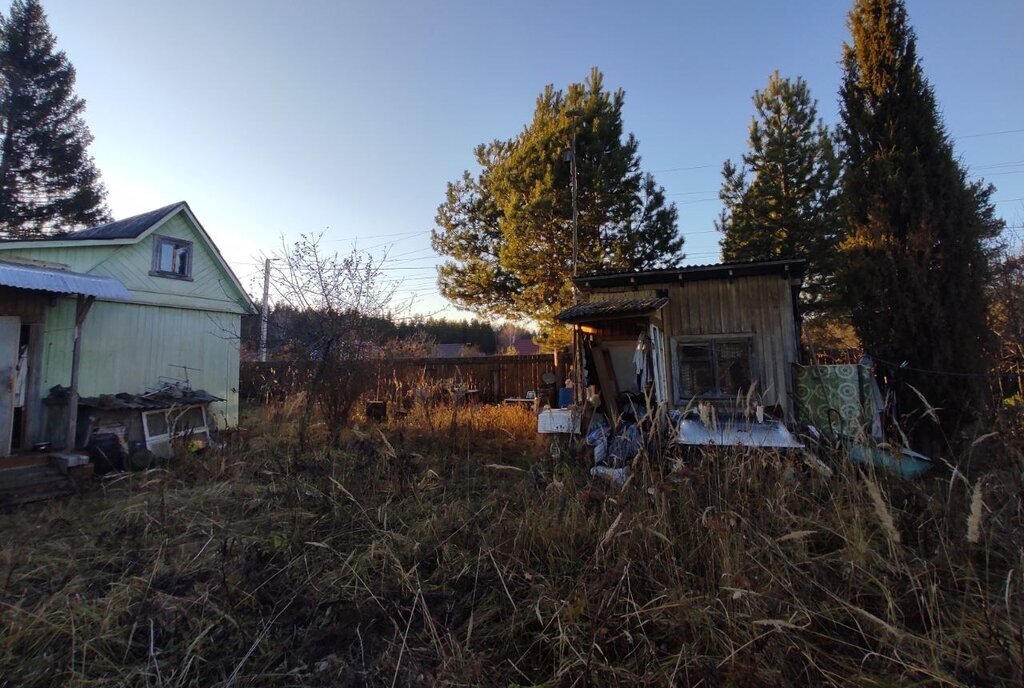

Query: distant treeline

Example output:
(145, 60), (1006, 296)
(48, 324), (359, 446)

(241, 305), (531, 359)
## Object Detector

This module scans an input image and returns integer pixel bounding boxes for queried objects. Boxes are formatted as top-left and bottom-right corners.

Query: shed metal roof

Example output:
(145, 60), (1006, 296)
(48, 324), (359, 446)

(556, 297), (669, 323)
(574, 258), (806, 291)
(0, 260), (132, 299)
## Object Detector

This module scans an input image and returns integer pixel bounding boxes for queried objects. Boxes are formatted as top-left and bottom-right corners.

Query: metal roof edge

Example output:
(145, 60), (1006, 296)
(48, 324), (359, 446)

(0, 260), (132, 300)
(555, 296), (670, 323)
(573, 258), (807, 290)
(0, 237), (137, 249)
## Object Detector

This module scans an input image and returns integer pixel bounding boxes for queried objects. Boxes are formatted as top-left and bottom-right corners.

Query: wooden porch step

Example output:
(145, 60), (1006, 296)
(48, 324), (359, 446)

(0, 463), (76, 508)
(0, 453), (52, 471)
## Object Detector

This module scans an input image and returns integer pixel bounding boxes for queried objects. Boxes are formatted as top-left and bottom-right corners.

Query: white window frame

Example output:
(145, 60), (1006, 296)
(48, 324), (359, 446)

(142, 405), (210, 454)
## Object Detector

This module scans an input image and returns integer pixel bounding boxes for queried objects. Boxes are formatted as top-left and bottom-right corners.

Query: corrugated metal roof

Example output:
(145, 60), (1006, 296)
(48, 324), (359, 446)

(556, 297), (669, 323)
(64, 202), (183, 240)
(0, 260), (132, 299)
(574, 258), (806, 290)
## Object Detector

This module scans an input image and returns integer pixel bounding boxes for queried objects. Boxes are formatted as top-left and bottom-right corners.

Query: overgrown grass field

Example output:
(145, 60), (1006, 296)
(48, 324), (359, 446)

(0, 399), (1021, 686)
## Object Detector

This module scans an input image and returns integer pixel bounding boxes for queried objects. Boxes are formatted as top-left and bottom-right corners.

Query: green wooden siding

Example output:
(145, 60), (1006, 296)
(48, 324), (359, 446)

(41, 298), (241, 425)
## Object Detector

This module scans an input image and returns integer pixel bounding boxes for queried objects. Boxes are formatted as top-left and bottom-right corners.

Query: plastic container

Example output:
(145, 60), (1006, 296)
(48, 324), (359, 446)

(557, 387), (573, 408)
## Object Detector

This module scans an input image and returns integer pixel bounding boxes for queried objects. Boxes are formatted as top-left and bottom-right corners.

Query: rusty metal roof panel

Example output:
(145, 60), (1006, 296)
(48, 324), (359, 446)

(77, 389), (224, 411)
(556, 297), (669, 323)
(0, 260), (132, 300)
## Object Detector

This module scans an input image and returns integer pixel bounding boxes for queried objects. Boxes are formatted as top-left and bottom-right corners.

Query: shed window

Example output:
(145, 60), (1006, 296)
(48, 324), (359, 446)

(673, 337), (753, 402)
(152, 236), (192, 279)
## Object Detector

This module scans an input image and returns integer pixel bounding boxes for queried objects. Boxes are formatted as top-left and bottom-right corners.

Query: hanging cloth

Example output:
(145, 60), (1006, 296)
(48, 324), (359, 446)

(634, 333), (651, 390)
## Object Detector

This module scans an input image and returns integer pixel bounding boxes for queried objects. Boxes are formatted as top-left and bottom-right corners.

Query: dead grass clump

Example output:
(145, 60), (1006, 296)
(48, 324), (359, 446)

(0, 399), (1021, 686)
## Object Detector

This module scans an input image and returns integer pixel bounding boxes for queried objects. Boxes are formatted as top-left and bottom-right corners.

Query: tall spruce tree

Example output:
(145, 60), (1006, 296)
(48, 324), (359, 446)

(838, 0), (1002, 438)
(432, 68), (682, 343)
(0, 0), (109, 237)
(716, 72), (841, 314)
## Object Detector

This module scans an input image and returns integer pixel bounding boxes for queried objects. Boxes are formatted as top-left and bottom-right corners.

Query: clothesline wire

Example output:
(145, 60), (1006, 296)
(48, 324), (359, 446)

(870, 355), (1019, 379)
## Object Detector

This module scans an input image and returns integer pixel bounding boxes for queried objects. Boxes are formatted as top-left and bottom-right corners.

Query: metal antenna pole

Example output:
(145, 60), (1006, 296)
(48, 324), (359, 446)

(259, 257), (272, 362)
(567, 110), (585, 408)
(570, 113), (579, 277)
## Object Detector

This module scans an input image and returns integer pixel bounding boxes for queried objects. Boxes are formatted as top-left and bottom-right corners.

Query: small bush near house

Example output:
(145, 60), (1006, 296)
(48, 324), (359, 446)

(0, 397), (1021, 687)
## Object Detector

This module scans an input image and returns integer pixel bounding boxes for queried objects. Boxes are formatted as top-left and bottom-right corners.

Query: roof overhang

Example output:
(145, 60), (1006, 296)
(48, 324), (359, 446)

(0, 260), (132, 300)
(556, 296), (669, 324)
(574, 258), (807, 291)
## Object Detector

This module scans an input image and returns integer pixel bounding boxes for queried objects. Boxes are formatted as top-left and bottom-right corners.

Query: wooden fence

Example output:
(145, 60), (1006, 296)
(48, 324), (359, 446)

(240, 354), (556, 404)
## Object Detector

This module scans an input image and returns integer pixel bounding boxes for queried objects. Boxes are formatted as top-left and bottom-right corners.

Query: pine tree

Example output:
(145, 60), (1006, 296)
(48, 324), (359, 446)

(838, 0), (1002, 438)
(716, 72), (841, 314)
(0, 0), (109, 237)
(432, 68), (682, 343)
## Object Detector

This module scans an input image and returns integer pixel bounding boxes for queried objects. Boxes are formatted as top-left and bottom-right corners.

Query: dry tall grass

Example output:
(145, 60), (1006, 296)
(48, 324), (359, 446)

(0, 398), (1021, 686)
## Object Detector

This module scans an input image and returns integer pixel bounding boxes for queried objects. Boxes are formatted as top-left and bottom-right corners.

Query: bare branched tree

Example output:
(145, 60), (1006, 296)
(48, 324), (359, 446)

(272, 233), (408, 450)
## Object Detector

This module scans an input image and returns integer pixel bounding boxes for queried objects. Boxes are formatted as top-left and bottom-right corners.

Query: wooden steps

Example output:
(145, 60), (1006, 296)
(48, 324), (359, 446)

(0, 462), (76, 508)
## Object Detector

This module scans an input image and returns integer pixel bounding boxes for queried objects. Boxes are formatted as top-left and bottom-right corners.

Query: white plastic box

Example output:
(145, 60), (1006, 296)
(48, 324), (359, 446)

(537, 408), (581, 434)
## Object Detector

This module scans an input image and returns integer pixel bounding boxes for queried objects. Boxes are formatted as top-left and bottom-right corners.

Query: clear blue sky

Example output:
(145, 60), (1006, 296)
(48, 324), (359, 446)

(41, 0), (1024, 318)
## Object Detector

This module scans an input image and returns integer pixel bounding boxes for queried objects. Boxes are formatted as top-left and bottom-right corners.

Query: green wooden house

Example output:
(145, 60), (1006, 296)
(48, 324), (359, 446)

(0, 202), (256, 456)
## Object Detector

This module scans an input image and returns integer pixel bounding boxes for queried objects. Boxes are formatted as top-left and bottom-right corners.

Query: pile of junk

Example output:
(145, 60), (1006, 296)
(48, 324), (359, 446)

(537, 354), (935, 484)
(46, 381), (222, 473)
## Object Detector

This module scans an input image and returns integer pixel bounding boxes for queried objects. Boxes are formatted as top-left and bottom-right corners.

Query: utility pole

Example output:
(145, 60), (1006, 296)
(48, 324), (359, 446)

(259, 257), (272, 362)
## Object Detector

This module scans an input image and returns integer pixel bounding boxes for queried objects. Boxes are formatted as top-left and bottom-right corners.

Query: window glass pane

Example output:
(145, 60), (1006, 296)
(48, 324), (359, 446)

(158, 242), (174, 272)
(677, 343), (713, 397)
(173, 406), (206, 433)
(156, 239), (190, 276)
(145, 411), (169, 437)
(716, 341), (752, 396)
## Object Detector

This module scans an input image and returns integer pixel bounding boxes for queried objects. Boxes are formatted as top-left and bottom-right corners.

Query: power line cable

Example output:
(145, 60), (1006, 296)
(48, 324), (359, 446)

(955, 127), (1024, 139)
(652, 163), (716, 173)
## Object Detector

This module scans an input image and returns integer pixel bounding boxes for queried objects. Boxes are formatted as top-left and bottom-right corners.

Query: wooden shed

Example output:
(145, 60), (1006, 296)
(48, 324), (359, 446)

(558, 259), (805, 420)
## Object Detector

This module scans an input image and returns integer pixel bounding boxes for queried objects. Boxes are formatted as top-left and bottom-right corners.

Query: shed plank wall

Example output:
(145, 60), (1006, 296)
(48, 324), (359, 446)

(40, 299), (241, 426)
(656, 274), (798, 413)
(585, 288), (659, 302)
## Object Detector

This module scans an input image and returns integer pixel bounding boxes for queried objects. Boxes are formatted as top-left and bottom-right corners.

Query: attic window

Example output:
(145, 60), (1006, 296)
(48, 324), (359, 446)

(151, 236), (192, 279)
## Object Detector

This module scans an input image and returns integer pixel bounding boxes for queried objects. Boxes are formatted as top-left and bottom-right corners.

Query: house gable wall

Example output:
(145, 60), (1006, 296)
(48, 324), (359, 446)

(0, 212), (249, 315)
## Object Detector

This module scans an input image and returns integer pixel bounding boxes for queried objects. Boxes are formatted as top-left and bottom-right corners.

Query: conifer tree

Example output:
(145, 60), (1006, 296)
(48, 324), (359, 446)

(716, 72), (840, 314)
(0, 0), (109, 237)
(838, 0), (1002, 437)
(432, 68), (682, 343)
